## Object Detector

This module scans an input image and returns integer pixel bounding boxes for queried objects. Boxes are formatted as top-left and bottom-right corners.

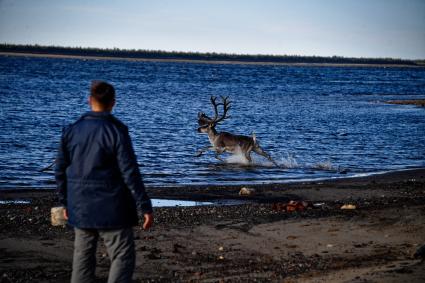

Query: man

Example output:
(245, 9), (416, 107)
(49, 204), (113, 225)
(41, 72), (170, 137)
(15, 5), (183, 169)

(55, 81), (153, 283)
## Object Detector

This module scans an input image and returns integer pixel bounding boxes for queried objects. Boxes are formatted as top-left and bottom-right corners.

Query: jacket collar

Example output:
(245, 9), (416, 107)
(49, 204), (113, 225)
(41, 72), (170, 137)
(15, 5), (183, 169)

(81, 111), (113, 119)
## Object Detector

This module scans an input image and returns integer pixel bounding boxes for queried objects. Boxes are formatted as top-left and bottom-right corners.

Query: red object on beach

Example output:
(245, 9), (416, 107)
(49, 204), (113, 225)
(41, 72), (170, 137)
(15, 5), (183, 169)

(272, 201), (309, 212)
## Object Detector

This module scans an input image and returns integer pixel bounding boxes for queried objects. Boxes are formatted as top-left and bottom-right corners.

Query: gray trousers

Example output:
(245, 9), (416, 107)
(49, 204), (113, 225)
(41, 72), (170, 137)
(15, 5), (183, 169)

(71, 227), (135, 283)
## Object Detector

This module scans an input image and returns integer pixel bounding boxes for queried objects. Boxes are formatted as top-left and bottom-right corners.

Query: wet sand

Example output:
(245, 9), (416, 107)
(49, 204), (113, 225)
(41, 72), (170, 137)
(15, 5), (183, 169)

(1, 169), (425, 282)
(386, 99), (425, 107)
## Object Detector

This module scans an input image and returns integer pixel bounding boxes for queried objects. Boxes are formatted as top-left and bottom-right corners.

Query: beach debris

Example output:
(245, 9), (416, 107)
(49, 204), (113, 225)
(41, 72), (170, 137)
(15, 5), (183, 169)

(50, 206), (67, 226)
(340, 204), (357, 210)
(326, 244), (334, 248)
(218, 246), (224, 251)
(313, 202), (325, 208)
(239, 187), (256, 196)
(40, 160), (55, 172)
(272, 200), (310, 212)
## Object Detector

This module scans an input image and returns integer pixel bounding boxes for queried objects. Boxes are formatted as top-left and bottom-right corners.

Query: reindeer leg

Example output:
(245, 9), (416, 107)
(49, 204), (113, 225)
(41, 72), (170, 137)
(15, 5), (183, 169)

(195, 146), (213, 157)
(214, 147), (226, 162)
(214, 153), (225, 162)
(245, 152), (253, 164)
(254, 146), (279, 167)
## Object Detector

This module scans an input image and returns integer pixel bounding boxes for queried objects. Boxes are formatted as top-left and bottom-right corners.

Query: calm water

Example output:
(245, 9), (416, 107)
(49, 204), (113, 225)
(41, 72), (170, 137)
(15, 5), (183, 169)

(0, 55), (424, 189)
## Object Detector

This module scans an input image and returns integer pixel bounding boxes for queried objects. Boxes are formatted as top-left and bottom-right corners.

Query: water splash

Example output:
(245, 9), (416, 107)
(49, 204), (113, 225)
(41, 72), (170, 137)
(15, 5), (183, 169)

(0, 200), (31, 205)
(279, 153), (299, 169)
(224, 147), (277, 167)
(225, 147), (250, 165)
(311, 160), (338, 171)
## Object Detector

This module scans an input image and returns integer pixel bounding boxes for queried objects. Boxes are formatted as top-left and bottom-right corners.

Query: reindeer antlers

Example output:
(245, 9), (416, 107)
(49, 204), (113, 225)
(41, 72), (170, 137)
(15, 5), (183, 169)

(213, 96), (231, 124)
(199, 96), (231, 124)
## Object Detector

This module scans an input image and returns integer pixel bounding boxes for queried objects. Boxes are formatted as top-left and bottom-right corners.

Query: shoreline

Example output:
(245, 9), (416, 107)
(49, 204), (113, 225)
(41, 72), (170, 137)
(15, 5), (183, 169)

(1, 168), (425, 281)
(1, 51), (423, 68)
(1, 167), (424, 199)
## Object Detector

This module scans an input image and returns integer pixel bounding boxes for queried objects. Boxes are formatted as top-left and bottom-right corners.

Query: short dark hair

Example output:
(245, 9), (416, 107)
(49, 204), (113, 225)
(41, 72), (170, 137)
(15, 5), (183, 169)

(90, 81), (115, 106)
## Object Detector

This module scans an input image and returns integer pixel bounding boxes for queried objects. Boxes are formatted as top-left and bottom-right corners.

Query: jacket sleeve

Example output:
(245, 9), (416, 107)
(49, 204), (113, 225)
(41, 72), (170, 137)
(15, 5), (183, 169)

(116, 128), (153, 214)
(55, 130), (69, 207)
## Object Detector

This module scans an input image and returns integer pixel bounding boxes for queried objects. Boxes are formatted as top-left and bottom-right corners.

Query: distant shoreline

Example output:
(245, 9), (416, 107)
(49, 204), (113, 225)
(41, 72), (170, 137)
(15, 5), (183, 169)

(1, 51), (423, 68)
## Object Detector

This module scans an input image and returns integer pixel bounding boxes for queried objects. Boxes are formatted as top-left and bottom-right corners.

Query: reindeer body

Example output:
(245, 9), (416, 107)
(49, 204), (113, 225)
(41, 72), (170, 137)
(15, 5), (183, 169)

(196, 96), (278, 166)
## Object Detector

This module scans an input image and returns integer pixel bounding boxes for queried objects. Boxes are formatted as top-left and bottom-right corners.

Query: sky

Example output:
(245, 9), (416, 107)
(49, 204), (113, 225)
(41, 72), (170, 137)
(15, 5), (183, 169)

(0, 0), (424, 59)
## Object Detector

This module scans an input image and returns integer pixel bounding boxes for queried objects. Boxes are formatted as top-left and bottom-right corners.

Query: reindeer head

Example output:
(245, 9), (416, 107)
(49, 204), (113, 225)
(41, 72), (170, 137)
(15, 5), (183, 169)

(197, 96), (231, 133)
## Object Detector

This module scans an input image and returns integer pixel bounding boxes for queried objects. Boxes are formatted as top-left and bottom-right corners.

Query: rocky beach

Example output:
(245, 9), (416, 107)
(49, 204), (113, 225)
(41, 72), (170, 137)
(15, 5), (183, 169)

(1, 169), (425, 282)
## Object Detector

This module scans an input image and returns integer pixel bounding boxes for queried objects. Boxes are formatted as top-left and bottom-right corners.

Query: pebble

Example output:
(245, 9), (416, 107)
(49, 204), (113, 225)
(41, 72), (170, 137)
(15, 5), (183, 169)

(239, 187), (256, 196)
(340, 204), (356, 210)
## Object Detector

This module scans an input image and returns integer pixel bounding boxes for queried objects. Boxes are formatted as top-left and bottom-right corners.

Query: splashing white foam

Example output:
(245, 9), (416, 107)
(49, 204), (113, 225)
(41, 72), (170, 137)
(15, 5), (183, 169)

(279, 153), (299, 169)
(312, 160), (337, 171)
(225, 147), (250, 165)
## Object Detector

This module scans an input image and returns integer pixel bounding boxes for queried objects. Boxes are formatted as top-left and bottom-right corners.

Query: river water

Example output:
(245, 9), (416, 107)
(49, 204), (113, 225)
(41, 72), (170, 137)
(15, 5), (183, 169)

(0, 55), (424, 189)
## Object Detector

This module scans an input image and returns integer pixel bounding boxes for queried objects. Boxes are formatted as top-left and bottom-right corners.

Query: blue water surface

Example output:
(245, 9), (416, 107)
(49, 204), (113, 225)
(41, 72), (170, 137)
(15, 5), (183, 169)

(0, 55), (424, 189)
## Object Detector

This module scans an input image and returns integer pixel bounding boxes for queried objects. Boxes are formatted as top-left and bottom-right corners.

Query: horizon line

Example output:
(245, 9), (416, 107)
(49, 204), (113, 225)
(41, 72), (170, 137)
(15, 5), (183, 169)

(2, 43), (424, 61)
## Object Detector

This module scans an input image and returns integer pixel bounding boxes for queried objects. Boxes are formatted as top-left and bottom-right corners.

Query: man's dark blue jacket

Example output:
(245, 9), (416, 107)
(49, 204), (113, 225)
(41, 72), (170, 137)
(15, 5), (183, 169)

(55, 111), (152, 229)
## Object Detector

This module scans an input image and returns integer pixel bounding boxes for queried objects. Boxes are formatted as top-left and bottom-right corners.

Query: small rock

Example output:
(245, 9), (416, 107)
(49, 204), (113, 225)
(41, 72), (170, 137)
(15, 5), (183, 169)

(218, 246), (224, 251)
(239, 187), (256, 196)
(340, 204), (356, 210)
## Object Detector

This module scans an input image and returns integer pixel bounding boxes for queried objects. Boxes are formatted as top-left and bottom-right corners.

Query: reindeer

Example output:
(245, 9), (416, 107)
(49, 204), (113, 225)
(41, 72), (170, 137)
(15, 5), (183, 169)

(195, 96), (279, 167)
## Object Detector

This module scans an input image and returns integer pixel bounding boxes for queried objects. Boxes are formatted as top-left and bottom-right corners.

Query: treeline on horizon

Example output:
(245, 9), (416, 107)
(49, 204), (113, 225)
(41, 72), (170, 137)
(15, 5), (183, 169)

(0, 43), (423, 66)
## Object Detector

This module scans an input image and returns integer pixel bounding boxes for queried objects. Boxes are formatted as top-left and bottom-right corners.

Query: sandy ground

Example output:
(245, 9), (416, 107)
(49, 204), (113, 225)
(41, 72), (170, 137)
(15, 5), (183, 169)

(1, 169), (425, 282)
(386, 99), (425, 107)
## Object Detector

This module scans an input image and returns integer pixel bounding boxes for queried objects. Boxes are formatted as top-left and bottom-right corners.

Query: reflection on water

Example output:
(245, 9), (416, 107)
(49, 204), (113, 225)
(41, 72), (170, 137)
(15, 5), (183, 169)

(152, 199), (213, 207)
(0, 199), (214, 207)
(0, 200), (31, 205)
(0, 56), (424, 189)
